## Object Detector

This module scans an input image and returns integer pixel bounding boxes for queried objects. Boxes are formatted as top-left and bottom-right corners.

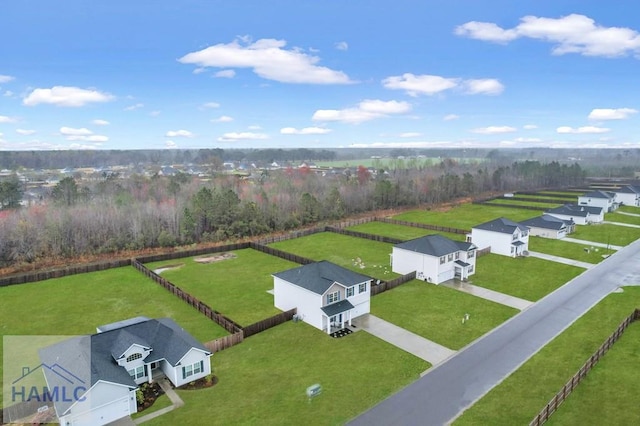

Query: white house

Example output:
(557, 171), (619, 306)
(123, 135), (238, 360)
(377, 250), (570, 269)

(520, 214), (574, 239)
(391, 234), (476, 284)
(469, 217), (530, 257)
(39, 317), (212, 426)
(546, 204), (604, 225)
(613, 185), (640, 207)
(578, 190), (618, 212)
(273, 261), (372, 334)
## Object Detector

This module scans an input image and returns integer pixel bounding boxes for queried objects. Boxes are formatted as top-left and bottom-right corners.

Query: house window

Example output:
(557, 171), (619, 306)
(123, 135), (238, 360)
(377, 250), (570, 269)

(468, 250), (475, 258)
(182, 360), (204, 380)
(522, 230), (528, 237)
(358, 282), (367, 293)
(512, 233), (518, 241)
(126, 353), (142, 363)
(128, 366), (145, 380)
(346, 287), (354, 297)
(326, 291), (340, 304)
(447, 254), (453, 262)
(510, 246), (515, 254)
(455, 252), (460, 260)
(469, 265), (474, 273)
(439, 256), (445, 265)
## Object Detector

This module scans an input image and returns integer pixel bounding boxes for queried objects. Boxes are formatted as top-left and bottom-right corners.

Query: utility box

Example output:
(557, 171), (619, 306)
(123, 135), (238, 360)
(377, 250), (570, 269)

(306, 384), (322, 398)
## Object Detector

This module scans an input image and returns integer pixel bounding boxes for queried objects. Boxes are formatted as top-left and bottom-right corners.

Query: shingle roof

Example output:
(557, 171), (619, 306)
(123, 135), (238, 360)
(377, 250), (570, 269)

(580, 190), (614, 199)
(546, 204), (600, 217)
(520, 214), (570, 231)
(321, 299), (355, 317)
(473, 217), (529, 234)
(273, 261), (371, 295)
(615, 185), (640, 195)
(394, 234), (474, 257)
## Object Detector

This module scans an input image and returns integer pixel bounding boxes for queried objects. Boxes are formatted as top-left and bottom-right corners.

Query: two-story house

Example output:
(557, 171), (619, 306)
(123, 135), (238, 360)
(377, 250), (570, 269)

(519, 214), (574, 239)
(613, 185), (640, 207)
(546, 204), (604, 225)
(391, 234), (476, 284)
(469, 217), (530, 257)
(273, 261), (372, 334)
(578, 190), (618, 212)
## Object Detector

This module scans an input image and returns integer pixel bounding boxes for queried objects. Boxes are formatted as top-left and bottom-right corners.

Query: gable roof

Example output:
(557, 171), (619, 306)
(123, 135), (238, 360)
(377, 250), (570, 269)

(546, 204), (603, 217)
(39, 317), (211, 415)
(473, 217), (528, 234)
(273, 261), (371, 295)
(394, 234), (474, 257)
(580, 190), (614, 199)
(615, 185), (640, 195)
(520, 214), (571, 231)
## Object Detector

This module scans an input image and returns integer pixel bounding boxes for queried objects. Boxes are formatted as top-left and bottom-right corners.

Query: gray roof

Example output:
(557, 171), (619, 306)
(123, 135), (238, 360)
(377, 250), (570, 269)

(321, 299), (355, 317)
(97, 316), (150, 333)
(580, 190), (614, 199)
(455, 260), (471, 267)
(394, 234), (474, 257)
(546, 204), (589, 217)
(273, 261), (371, 295)
(512, 241), (526, 246)
(520, 214), (571, 231)
(615, 185), (640, 195)
(39, 318), (210, 416)
(473, 217), (529, 234)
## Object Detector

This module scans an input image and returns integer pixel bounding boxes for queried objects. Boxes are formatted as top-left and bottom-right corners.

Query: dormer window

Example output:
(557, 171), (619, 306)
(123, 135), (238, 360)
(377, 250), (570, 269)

(126, 353), (142, 362)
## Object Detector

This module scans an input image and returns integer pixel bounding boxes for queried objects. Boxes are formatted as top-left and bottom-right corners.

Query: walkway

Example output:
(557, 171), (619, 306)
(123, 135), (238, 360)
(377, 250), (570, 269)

(133, 378), (184, 424)
(604, 221), (640, 229)
(440, 281), (533, 310)
(349, 237), (640, 426)
(616, 211), (640, 217)
(527, 251), (595, 269)
(352, 314), (455, 365)
(562, 237), (623, 250)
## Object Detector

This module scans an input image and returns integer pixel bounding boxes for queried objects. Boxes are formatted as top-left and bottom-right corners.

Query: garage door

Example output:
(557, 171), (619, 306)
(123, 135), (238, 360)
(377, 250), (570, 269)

(66, 396), (131, 426)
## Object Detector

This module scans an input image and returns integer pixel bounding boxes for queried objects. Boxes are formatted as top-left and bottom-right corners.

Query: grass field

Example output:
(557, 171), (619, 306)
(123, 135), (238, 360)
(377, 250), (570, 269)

(269, 232), (399, 280)
(485, 199), (561, 209)
(455, 287), (640, 425)
(147, 321), (429, 426)
(618, 205), (640, 214)
(537, 190), (583, 198)
(393, 204), (542, 230)
(571, 223), (640, 247)
(605, 211), (640, 225)
(470, 254), (584, 301)
(147, 249), (298, 326)
(346, 221), (466, 241)
(528, 236), (604, 264)
(371, 280), (518, 350)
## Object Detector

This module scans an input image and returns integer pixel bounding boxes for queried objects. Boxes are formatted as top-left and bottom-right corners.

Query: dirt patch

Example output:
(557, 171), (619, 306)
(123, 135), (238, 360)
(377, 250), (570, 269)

(178, 375), (218, 390)
(194, 252), (237, 264)
(153, 263), (184, 274)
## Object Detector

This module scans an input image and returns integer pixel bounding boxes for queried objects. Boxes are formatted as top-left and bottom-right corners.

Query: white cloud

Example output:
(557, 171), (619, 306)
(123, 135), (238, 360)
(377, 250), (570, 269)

(4, 90), (14, 97)
(59, 126), (108, 142)
(557, 126), (610, 134)
(456, 14), (640, 58)
(463, 79), (504, 95)
(92, 119), (110, 126)
(193, 68), (206, 74)
(523, 124), (538, 130)
(23, 86), (114, 107)
(383, 73), (503, 96)
(16, 129), (36, 136)
(514, 137), (542, 143)
(165, 130), (194, 138)
(214, 69), (236, 78)
(165, 140), (177, 148)
(179, 37), (353, 84)
(124, 103), (144, 111)
(443, 114), (460, 121)
(218, 132), (269, 141)
(149, 110), (161, 117)
(335, 41), (349, 51)
(202, 102), (220, 109)
(0, 75), (15, 83)
(399, 132), (422, 138)
(280, 127), (332, 135)
(471, 126), (517, 134)
(0, 115), (17, 123)
(588, 108), (638, 120)
(312, 99), (411, 124)
(248, 125), (262, 130)
(211, 115), (234, 123)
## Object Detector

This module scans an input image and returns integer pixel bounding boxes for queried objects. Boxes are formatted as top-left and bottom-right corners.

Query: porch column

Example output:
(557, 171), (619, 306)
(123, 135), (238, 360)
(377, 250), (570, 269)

(325, 316), (331, 334)
(147, 364), (152, 383)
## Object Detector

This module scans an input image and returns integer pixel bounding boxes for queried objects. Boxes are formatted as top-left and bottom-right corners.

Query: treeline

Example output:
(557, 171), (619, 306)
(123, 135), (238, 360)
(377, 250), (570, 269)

(0, 160), (585, 268)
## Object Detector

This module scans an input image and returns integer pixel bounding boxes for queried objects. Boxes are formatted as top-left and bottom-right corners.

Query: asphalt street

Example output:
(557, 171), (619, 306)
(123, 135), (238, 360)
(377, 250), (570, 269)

(349, 237), (640, 426)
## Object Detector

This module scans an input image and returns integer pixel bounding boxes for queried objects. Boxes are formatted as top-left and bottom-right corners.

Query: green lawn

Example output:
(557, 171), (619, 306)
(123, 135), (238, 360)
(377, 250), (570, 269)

(486, 198), (561, 209)
(147, 321), (429, 426)
(528, 236), (604, 264)
(537, 190), (583, 198)
(269, 232), (399, 280)
(547, 322), (640, 425)
(147, 249), (298, 326)
(618, 205), (640, 214)
(605, 211), (640, 225)
(131, 394), (173, 419)
(371, 280), (518, 350)
(571, 223), (640, 247)
(393, 204), (540, 230)
(347, 221), (466, 241)
(470, 254), (584, 301)
(455, 287), (640, 425)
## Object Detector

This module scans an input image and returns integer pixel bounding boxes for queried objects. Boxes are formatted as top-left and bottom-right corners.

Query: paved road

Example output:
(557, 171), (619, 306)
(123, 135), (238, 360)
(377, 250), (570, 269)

(349, 238), (640, 426)
(353, 314), (456, 365)
(440, 281), (533, 310)
(527, 251), (595, 269)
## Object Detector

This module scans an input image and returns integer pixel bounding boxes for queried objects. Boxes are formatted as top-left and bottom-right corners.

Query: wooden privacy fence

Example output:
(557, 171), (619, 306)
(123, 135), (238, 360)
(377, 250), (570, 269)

(473, 200), (548, 211)
(376, 217), (469, 235)
(250, 242), (315, 265)
(529, 308), (640, 426)
(516, 190), (580, 198)
(325, 226), (404, 244)
(242, 308), (297, 338)
(256, 226), (325, 245)
(0, 258), (131, 287)
(135, 241), (250, 264)
(371, 271), (416, 296)
(497, 196), (569, 205)
(203, 331), (244, 353)
(476, 247), (491, 258)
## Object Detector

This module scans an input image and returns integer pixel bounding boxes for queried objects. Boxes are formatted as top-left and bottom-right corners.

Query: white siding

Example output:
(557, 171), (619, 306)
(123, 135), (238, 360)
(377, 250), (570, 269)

(471, 228), (528, 257)
(59, 381), (135, 426)
(274, 276), (324, 330)
(615, 192), (640, 207)
(528, 226), (565, 239)
(392, 247), (458, 284)
(172, 350), (212, 387)
(578, 196), (613, 212)
(547, 212), (588, 226)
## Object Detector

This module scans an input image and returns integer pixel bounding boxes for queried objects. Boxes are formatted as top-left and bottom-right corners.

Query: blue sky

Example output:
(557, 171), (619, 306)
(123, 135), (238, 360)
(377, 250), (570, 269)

(1, 0), (639, 151)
